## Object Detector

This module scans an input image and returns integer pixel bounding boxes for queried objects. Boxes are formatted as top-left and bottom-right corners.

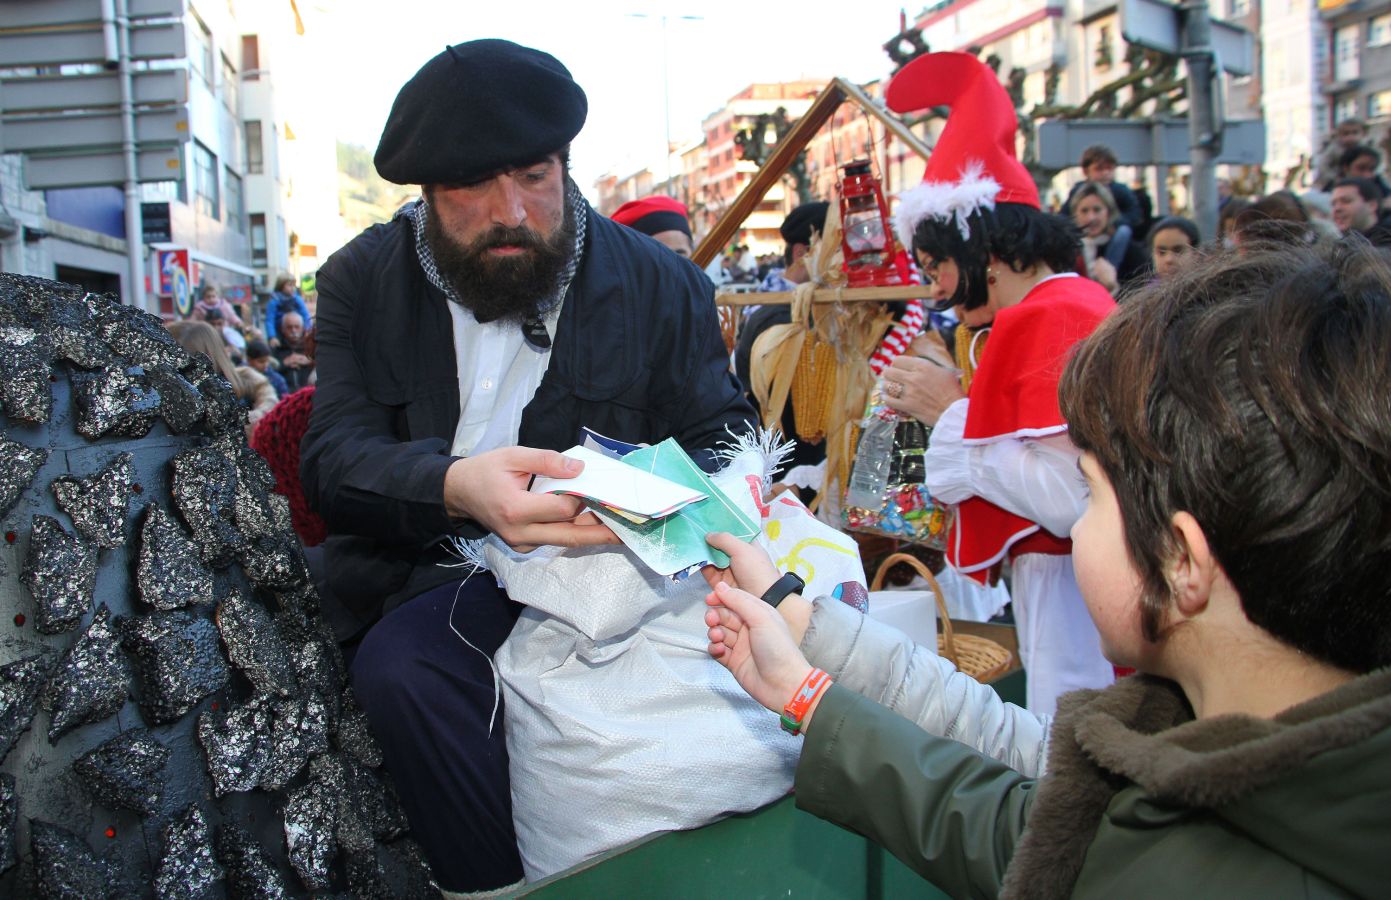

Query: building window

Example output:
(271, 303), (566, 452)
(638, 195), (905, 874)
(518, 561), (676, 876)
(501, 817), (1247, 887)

(1369, 90), (1391, 118)
(1095, 25), (1114, 70)
(193, 141), (219, 219)
(190, 10), (214, 86)
(224, 167), (244, 233)
(1228, 0), (1249, 16)
(221, 53), (238, 113)
(245, 121), (263, 174)
(1371, 14), (1391, 48)
(1335, 24), (1361, 83)
(241, 34), (260, 80)
(1336, 95), (1359, 124)
(250, 213), (267, 263)
(271, 123), (280, 180)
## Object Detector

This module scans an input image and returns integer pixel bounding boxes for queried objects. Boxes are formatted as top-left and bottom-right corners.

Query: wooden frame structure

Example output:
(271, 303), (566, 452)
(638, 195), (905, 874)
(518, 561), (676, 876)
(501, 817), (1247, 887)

(693, 77), (937, 306)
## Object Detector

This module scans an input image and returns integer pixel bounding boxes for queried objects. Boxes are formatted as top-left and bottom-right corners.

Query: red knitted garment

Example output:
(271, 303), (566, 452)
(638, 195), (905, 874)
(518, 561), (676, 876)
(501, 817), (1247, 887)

(249, 386), (327, 547)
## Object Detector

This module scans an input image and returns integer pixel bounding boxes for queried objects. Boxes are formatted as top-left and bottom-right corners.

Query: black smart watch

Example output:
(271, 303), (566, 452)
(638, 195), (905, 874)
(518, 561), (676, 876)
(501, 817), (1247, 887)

(760, 572), (805, 608)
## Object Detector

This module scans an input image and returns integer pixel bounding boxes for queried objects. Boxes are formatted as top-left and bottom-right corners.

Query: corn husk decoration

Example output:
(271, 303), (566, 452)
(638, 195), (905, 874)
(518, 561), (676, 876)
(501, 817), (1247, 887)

(750, 201), (893, 511)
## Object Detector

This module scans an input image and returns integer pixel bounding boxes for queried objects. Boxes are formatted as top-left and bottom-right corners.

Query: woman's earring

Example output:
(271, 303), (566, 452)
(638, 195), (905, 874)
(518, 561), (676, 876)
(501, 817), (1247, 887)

(986, 267), (997, 287)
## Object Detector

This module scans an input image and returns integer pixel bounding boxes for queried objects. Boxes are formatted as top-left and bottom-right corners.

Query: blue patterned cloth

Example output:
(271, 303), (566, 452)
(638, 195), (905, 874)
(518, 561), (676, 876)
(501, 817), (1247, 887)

(759, 268), (797, 293)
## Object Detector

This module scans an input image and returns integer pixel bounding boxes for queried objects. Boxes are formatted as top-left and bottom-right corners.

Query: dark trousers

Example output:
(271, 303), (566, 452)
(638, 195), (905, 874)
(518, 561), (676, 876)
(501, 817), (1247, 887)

(351, 575), (525, 892)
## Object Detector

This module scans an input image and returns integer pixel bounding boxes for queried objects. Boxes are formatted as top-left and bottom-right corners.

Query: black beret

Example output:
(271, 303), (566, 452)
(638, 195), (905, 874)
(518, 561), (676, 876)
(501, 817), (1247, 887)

(780, 201), (830, 246)
(374, 39), (588, 186)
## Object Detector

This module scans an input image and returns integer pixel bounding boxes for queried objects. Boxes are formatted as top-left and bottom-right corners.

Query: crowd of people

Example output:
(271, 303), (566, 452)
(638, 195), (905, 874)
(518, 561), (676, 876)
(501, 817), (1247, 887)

(165, 278), (326, 549)
(703, 243), (800, 288)
(156, 39), (1387, 898)
(1061, 119), (1391, 301)
(173, 277), (317, 434)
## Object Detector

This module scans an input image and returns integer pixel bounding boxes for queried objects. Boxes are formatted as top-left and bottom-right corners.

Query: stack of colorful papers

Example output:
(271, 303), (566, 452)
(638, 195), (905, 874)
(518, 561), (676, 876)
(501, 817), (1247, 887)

(530, 445), (706, 525)
(530, 435), (759, 576)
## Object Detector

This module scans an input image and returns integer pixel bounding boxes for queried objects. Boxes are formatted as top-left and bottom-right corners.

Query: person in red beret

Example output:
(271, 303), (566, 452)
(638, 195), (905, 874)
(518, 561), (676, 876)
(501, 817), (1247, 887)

(610, 194), (694, 257)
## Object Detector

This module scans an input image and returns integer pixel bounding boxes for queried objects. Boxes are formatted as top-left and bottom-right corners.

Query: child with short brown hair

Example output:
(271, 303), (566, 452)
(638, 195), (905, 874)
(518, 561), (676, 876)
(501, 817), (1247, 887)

(701, 240), (1391, 897)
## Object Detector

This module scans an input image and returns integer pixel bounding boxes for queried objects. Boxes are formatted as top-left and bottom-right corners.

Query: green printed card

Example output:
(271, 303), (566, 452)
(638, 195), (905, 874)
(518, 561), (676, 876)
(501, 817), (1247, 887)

(588, 438), (759, 576)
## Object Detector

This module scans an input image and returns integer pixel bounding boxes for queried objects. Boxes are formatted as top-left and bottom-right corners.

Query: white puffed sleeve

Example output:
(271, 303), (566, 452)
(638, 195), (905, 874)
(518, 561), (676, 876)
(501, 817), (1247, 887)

(802, 595), (1050, 776)
(923, 399), (1087, 538)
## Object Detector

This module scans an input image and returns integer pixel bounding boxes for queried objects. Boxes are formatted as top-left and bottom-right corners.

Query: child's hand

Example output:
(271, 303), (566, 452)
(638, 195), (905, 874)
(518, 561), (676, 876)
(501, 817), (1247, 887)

(704, 581), (814, 715)
(701, 531), (781, 598)
(702, 531), (815, 646)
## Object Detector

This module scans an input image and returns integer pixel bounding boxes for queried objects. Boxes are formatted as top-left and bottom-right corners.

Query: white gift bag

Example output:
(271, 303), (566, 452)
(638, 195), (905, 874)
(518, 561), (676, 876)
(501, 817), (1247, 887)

(488, 442), (866, 880)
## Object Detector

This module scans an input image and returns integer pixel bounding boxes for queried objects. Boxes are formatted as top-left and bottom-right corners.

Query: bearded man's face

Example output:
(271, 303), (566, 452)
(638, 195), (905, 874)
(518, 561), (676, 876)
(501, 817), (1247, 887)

(424, 154), (576, 324)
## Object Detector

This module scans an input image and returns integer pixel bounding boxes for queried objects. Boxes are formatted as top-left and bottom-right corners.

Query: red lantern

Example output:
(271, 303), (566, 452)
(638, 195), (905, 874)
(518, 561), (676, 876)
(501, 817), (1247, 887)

(839, 159), (902, 287)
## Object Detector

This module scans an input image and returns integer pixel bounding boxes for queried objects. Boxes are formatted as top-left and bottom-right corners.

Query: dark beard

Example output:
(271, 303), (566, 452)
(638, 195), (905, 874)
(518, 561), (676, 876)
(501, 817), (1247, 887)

(424, 187), (578, 325)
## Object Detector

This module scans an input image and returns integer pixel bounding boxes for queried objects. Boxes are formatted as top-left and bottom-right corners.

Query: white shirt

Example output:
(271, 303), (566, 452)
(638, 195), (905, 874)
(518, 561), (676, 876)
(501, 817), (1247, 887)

(447, 304), (562, 458)
(924, 398), (1087, 539)
(409, 183), (585, 458)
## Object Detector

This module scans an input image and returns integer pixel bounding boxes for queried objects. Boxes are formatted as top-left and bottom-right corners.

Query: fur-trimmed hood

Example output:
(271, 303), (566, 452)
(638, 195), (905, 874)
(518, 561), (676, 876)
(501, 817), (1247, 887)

(1002, 669), (1391, 899)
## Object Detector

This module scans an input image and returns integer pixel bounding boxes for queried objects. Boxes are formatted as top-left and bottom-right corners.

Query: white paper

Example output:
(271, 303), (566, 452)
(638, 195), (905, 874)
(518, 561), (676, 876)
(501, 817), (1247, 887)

(530, 445), (706, 519)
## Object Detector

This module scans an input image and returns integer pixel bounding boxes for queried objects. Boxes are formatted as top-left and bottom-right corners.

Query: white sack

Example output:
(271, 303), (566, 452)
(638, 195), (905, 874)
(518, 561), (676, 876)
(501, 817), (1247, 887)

(489, 446), (865, 880)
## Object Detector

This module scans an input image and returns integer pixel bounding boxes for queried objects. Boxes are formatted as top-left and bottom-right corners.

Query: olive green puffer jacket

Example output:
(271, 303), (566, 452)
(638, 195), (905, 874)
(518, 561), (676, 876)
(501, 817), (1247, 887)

(795, 669), (1391, 898)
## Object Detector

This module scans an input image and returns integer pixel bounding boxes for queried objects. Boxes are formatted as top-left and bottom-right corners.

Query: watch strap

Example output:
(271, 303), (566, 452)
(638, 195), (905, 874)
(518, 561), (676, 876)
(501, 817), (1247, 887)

(761, 572), (805, 608)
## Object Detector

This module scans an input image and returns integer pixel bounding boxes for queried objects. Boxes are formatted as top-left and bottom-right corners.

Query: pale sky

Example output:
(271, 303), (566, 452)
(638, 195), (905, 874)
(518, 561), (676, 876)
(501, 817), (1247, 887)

(310, 0), (914, 200)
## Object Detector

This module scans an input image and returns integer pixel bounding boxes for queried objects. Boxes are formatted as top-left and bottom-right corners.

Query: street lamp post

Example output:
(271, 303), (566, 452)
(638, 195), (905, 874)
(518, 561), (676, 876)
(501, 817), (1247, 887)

(627, 12), (703, 196)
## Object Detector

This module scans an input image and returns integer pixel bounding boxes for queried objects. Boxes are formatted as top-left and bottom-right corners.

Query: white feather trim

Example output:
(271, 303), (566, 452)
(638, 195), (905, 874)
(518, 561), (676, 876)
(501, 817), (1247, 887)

(893, 160), (1000, 249)
(710, 425), (796, 491)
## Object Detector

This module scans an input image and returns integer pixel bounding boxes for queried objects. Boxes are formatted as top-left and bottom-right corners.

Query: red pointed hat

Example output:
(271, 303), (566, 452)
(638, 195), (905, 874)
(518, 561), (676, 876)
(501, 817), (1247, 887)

(885, 52), (1039, 251)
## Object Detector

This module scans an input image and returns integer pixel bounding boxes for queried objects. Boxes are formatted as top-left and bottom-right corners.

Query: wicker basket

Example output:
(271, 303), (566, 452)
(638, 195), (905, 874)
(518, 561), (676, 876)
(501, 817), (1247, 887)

(870, 552), (1014, 683)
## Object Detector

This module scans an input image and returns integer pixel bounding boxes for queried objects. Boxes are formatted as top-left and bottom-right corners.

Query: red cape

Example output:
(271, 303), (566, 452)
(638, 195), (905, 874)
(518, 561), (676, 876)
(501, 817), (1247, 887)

(947, 275), (1115, 582)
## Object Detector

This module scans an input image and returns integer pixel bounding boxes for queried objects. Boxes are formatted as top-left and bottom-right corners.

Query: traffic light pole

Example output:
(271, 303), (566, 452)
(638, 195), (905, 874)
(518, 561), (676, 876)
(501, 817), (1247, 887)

(112, 0), (148, 311)
(1182, 0), (1221, 243)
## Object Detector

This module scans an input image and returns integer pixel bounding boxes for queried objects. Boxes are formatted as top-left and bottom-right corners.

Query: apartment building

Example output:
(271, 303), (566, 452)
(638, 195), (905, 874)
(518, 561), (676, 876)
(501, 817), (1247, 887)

(1323, 0), (1391, 129)
(236, 2), (343, 299)
(139, 0), (257, 312)
(699, 81), (824, 255)
(0, 0), (341, 314)
(1260, 0), (1326, 181)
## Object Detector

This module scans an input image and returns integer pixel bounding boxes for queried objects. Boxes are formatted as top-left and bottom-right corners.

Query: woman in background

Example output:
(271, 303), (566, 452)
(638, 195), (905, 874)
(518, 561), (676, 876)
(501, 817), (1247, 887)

(877, 51), (1117, 716)
(189, 284), (244, 329)
(1072, 181), (1149, 296)
(167, 320), (276, 437)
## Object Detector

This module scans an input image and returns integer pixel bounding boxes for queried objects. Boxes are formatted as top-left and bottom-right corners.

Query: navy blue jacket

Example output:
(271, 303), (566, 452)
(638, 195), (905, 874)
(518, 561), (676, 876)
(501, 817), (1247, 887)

(302, 205), (753, 622)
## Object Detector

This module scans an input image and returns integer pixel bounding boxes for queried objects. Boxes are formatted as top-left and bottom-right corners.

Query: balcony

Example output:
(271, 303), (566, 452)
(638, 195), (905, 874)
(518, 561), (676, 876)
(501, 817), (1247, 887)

(1324, 75), (1365, 94)
(1319, 0), (1364, 21)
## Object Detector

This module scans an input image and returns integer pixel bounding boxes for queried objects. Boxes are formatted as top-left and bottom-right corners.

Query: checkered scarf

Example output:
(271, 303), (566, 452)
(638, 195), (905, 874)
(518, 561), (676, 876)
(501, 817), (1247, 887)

(403, 178), (587, 316)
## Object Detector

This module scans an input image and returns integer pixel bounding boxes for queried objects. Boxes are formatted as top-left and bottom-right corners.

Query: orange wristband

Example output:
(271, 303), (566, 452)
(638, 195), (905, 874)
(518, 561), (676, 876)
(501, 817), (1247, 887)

(780, 668), (832, 735)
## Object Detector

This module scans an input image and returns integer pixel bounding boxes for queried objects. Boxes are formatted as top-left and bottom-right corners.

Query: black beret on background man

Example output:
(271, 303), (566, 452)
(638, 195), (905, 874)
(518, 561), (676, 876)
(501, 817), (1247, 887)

(778, 199), (830, 260)
(301, 39), (752, 894)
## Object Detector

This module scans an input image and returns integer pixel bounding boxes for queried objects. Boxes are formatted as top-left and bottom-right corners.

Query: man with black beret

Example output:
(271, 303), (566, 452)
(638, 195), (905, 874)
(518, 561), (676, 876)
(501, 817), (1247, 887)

(611, 194), (694, 257)
(732, 201), (832, 494)
(301, 39), (752, 894)
(757, 199), (830, 294)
